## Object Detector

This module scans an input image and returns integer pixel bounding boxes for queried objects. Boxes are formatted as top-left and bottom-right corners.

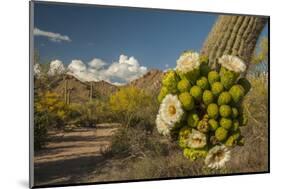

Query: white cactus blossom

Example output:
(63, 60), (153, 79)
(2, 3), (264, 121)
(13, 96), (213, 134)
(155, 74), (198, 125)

(218, 55), (246, 73)
(205, 145), (231, 169)
(176, 52), (200, 73)
(159, 94), (184, 125)
(187, 129), (207, 149)
(155, 114), (172, 136)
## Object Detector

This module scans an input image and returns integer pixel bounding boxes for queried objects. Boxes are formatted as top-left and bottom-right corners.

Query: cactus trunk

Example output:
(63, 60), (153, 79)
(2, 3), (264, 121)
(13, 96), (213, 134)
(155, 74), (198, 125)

(201, 15), (268, 70)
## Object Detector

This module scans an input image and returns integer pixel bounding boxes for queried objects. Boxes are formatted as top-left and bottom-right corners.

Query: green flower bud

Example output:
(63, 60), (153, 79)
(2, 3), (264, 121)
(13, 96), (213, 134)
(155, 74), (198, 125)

(187, 112), (200, 128)
(202, 90), (214, 106)
(162, 70), (179, 93)
(196, 76), (210, 90)
(229, 84), (245, 103)
(232, 107), (239, 118)
(190, 86), (203, 101)
(239, 113), (248, 126)
(208, 119), (219, 131)
(208, 71), (220, 84)
(200, 55), (209, 65)
(220, 117), (233, 130)
(177, 69), (200, 85)
(200, 63), (211, 77)
(183, 148), (208, 161)
(215, 127), (228, 141)
(178, 127), (191, 148)
(232, 119), (239, 131)
(207, 103), (219, 119)
(219, 67), (239, 89)
(179, 92), (195, 111)
(157, 86), (168, 103)
(197, 119), (209, 133)
(217, 91), (232, 105)
(237, 136), (245, 146)
(177, 79), (191, 92)
(238, 78), (251, 94)
(211, 82), (224, 97)
(219, 105), (232, 118)
(225, 132), (240, 147)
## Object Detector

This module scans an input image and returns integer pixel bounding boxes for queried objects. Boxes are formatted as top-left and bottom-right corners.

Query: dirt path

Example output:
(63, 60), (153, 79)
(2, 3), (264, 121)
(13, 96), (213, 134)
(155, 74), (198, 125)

(34, 123), (120, 186)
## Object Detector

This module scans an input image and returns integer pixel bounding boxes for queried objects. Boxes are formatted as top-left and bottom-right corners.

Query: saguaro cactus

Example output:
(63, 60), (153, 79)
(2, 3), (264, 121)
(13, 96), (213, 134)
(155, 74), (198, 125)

(201, 15), (268, 69)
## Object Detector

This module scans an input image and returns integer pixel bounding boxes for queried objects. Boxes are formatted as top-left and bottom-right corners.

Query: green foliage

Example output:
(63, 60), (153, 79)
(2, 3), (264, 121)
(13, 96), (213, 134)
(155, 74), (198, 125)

(34, 110), (48, 150)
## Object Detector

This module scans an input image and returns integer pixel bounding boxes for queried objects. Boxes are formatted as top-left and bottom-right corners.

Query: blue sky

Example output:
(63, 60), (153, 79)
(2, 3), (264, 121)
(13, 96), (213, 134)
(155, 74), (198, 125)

(33, 2), (268, 84)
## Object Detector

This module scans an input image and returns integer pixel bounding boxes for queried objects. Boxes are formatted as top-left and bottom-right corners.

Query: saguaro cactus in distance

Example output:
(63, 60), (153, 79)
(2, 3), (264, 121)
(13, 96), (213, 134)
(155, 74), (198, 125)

(201, 15), (268, 70)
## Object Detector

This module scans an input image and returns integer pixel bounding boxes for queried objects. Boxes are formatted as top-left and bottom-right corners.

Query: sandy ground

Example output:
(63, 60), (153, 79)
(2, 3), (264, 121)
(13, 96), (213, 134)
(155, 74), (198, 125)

(33, 123), (120, 186)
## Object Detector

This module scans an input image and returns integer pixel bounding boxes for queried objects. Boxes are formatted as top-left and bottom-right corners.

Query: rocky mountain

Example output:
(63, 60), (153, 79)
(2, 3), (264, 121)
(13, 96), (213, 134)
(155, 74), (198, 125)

(128, 69), (164, 93)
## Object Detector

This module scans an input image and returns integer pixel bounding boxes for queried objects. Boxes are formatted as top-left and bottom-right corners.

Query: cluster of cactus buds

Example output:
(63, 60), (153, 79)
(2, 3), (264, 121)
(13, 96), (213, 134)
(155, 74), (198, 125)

(156, 51), (250, 169)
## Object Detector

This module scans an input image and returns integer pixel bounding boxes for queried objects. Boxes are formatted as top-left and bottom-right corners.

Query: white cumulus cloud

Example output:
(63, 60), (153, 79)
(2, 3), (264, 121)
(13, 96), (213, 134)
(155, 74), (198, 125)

(48, 60), (66, 76)
(63, 54), (147, 85)
(34, 28), (71, 42)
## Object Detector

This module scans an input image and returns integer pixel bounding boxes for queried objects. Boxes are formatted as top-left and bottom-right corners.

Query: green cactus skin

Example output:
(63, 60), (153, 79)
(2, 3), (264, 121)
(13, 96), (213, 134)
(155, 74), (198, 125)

(190, 86), (203, 101)
(229, 84), (245, 103)
(200, 63), (211, 77)
(203, 90), (214, 106)
(211, 82), (224, 97)
(208, 71), (220, 84)
(232, 107), (239, 118)
(179, 92), (195, 111)
(162, 70), (179, 93)
(207, 103), (219, 119)
(177, 79), (192, 93)
(220, 117), (233, 130)
(187, 112), (200, 128)
(238, 78), (251, 94)
(217, 91), (232, 105)
(219, 67), (239, 90)
(183, 148), (208, 161)
(178, 127), (191, 149)
(219, 105), (232, 118)
(215, 127), (228, 141)
(196, 76), (210, 90)
(157, 86), (169, 103)
(208, 119), (219, 131)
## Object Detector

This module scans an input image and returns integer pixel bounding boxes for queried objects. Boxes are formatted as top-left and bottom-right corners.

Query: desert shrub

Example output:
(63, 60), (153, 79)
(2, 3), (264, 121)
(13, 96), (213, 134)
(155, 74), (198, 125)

(109, 87), (154, 127)
(105, 126), (170, 158)
(34, 110), (48, 151)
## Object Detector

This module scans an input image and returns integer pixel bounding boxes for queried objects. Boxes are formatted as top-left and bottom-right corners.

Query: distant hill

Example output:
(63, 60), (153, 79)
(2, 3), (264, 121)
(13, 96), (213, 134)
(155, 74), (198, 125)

(49, 74), (118, 103)
(128, 69), (164, 94)
(37, 69), (164, 103)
